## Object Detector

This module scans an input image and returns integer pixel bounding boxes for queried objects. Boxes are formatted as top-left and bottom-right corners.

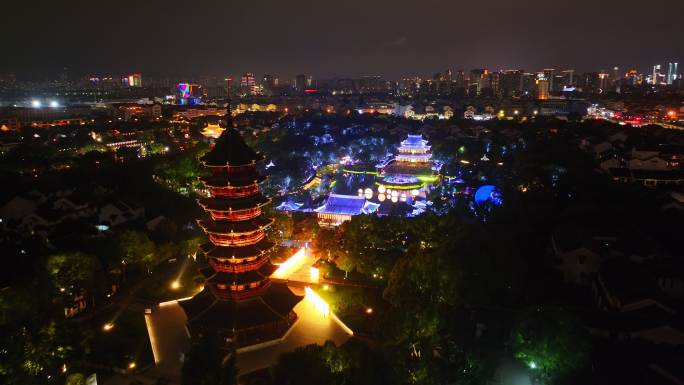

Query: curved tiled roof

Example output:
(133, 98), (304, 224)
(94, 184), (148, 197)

(200, 128), (264, 167)
(200, 173), (266, 188)
(198, 194), (270, 212)
(179, 282), (302, 332)
(197, 216), (273, 234)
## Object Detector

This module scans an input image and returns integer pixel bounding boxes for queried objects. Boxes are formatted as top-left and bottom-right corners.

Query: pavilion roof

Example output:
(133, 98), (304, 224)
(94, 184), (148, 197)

(315, 194), (366, 216)
(400, 134), (430, 148)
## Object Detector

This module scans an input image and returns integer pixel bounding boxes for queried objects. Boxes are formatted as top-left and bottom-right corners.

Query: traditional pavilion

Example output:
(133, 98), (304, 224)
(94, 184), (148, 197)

(314, 193), (379, 227)
(376, 134), (439, 191)
(179, 124), (302, 349)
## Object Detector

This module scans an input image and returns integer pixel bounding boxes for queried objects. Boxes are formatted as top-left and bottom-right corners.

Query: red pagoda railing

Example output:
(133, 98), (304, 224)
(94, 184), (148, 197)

(208, 231), (265, 247)
(210, 184), (259, 198)
(212, 280), (271, 300)
(209, 207), (261, 221)
(211, 257), (267, 273)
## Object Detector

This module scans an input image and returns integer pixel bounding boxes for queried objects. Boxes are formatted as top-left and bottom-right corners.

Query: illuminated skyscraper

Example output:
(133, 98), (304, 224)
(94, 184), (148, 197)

(561, 69), (575, 86)
(598, 72), (609, 91)
(124, 73), (142, 87)
(500, 70), (523, 96)
(262, 74), (277, 91)
(240, 72), (257, 95)
(667, 62), (679, 85)
(536, 73), (549, 100)
(543, 69), (555, 91)
(652, 65), (662, 85)
(295, 74), (308, 92)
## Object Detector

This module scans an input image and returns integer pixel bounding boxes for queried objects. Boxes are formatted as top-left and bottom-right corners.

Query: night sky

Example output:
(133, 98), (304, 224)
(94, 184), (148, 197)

(4, 0), (684, 79)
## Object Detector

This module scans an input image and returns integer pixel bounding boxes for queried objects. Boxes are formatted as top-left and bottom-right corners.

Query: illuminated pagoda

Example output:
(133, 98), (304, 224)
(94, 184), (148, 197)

(376, 133), (439, 191)
(179, 125), (302, 349)
(395, 134), (432, 163)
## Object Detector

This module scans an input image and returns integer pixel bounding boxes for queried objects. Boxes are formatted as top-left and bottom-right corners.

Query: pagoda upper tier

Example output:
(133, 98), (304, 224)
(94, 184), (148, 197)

(396, 134), (432, 163)
(200, 128), (264, 167)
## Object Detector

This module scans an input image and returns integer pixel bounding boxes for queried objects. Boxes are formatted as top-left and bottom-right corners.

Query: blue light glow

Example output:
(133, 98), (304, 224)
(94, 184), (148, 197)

(474, 185), (503, 206)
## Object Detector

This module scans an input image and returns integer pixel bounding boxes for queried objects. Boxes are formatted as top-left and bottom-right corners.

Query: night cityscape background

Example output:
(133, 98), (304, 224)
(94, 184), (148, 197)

(1, 1), (684, 385)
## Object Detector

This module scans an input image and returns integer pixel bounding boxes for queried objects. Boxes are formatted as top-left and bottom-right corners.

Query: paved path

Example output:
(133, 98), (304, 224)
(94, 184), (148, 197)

(143, 285), (351, 381)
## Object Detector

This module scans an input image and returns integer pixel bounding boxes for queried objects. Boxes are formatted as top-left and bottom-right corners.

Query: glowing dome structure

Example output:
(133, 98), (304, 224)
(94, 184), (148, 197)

(474, 185), (503, 207)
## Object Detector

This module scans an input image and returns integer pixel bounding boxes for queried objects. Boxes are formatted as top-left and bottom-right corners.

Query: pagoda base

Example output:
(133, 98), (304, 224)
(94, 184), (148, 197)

(225, 311), (298, 350)
(178, 283), (303, 350)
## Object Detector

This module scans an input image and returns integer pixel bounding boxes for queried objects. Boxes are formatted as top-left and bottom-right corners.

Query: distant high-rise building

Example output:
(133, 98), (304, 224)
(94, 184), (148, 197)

(469, 69), (488, 95)
(598, 71), (610, 91)
(360, 75), (382, 93)
(455, 70), (465, 87)
(536, 74), (549, 100)
(625, 69), (641, 86)
(561, 70), (575, 87)
(521, 73), (537, 94)
(500, 70), (523, 96)
(295, 74), (307, 92)
(667, 62), (679, 85)
(240, 72), (257, 95)
(225, 75), (233, 97)
(262, 74), (277, 91)
(543, 69), (555, 91)
(125, 73), (142, 87)
(652, 65), (662, 85)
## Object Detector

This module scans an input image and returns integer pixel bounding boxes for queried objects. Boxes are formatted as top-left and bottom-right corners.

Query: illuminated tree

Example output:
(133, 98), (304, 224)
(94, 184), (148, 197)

(0, 288), (73, 385)
(511, 306), (588, 382)
(65, 373), (87, 385)
(114, 230), (156, 269)
(46, 252), (103, 296)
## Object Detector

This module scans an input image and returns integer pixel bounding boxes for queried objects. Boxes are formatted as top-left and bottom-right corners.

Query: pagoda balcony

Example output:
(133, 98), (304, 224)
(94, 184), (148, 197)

(212, 280), (271, 300)
(211, 257), (268, 273)
(208, 231), (265, 247)
(208, 207), (262, 221)
(210, 185), (260, 198)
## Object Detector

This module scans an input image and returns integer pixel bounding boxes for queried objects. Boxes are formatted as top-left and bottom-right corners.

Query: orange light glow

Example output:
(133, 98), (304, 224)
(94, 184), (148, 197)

(309, 267), (320, 283)
(305, 286), (329, 316)
(272, 247), (307, 279)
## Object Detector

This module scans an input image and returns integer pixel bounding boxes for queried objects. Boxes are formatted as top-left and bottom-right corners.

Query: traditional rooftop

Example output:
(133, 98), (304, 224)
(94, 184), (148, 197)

(200, 128), (265, 167)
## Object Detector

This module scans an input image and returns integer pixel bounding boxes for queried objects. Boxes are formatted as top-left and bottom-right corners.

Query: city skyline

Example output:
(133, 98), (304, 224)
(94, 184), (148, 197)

(4, 0), (684, 79)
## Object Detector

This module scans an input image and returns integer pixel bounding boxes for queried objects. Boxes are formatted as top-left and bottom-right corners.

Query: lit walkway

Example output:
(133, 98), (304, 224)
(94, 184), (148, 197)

(144, 299), (190, 378)
(143, 286), (351, 379)
(236, 286), (350, 374)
